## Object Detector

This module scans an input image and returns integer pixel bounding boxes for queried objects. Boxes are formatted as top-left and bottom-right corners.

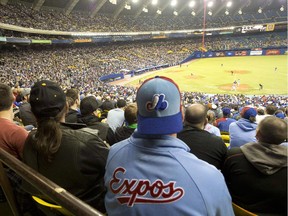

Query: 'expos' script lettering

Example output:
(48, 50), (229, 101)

(109, 167), (184, 207)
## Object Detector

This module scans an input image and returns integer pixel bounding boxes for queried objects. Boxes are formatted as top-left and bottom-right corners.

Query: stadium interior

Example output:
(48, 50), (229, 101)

(0, 0), (287, 215)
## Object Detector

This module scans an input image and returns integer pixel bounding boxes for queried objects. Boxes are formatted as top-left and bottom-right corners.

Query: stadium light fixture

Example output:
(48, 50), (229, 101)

(258, 7), (262, 13)
(171, 0), (177, 7)
(109, 0), (117, 5)
(226, 1), (232, 8)
(125, 4), (131, 10)
(189, 1), (196, 8)
(191, 11), (196, 16)
(238, 9), (242, 15)
(157, 9), (162, 14)
(152, 0), (158, 5)
(207, 1), (213, 8)
(225, 10), (229, 15)
(143, 7), (148, 12)
(208, 10), (212, 16)
(131, 0), (138, 3)
(173, 11), (178, 16)
(280, 5), (284, 11)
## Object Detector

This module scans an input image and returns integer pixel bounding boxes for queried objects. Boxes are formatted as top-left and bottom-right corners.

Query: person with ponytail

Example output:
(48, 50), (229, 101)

(23, 80), (109, 213)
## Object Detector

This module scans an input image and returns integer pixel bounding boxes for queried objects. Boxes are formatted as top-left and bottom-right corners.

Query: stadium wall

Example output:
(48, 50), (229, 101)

(181, 47), (287, 64)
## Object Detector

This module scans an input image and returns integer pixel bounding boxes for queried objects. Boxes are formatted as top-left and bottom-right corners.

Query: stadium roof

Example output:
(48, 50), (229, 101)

(7, 0), (288, 18)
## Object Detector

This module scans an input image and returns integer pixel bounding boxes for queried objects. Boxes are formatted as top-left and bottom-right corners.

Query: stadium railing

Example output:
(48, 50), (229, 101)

(0, 148), (104, 216)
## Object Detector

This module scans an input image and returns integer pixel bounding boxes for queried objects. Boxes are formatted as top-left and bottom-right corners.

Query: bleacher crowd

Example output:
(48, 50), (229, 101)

(0, 2), (287, 32)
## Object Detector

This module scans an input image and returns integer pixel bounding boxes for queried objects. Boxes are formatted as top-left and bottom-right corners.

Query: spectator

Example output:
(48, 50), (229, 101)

(256, 104), (277, 124)
(178, 103), (227, 169)
(65, 88), (80, 123)
(23, 80), (109, 213)
(106, 99), (126, 132)
(100, 100), (115, 119)
(229, 107), (257, 148)
(18, 87), (37, 128)
(107, 103), (137, 146)
(215, 107), (236, 133)
(222, 116), (287, 215)
(78, 95), (111, 142)
(105, 76), (234, 215)
(275, 109), (286, 120)
(0, 83), (28, 159)
(0, 83), (39, 214)
(204, 110), (221, 137)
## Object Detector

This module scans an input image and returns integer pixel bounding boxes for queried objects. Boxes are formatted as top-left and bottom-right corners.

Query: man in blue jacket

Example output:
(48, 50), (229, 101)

(105, 76), (234, 216)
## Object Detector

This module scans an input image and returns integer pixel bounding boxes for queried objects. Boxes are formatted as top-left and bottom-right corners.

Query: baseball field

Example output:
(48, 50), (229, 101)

(115, 55), (287, 95)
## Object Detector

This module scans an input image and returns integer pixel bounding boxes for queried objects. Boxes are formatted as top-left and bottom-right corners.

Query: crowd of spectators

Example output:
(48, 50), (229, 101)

(1, 32), (287, 109)
(0, 2), (287, 32)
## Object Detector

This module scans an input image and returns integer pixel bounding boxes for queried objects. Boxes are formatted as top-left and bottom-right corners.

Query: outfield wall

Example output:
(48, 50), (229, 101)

(181, 47), (287, 63)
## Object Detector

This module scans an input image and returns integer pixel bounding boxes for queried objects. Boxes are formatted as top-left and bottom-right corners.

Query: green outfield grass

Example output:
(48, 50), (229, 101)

(125, 55), (288, 95)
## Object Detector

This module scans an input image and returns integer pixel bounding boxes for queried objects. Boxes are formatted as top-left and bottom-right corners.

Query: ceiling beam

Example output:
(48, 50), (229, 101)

(33, 0), (45, 11)
(0, 0), (9, 5)
(90, 0), (107, 18)
(213, 4), (226, 16)
(177, 1), (189, 16)
(154, 1), (170, 19)
(65, 0), (79, 15)
(113, 0), (127, 19)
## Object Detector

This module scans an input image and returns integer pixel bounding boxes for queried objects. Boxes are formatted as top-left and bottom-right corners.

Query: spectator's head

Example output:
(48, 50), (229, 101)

(184, 103), (207, 129)
(30, 80), (66, 120)
(117, 99), (126, 109)
(265, 104), (277, 115)
(29, 80), (66, 162)
(80, 96), (101, 117)
(136, 76), (183, 135)
(207, 110), (216, 124)
(0, 83), (14, 112)
(66, 88), (80, 109)
(257, 108), (265, 115)
(101, 100), (115, 111)
(275, 110), (286, 119)
(124, 103), (137, 125)
(222, 107), (231, 117)
(256, 116), (287, 144)
(20, 88), (31, 101)
(241, 107), (257, 123)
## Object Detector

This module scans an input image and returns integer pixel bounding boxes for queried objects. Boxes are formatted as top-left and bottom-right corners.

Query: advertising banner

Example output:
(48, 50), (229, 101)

(0, 37), (6, 42)
(73, 39), (92, 43)
(225, 51), (234, 56)
(250, 50), (263, 56)
(6, 37), (31, 44)
(52, 39), (72, 44)
(235, 51), (247, 56)
(133, 35), (151, 41)
(31, 40), (51, 44)
(215, 52), (225, 57)
(113, 36), (132, 42)
(266, 49), (280, 55)
(266, 23), (275, 32)
(92, 37), (112, 43)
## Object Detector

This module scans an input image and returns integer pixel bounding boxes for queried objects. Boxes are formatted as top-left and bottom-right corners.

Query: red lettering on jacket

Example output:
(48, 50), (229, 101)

(109, 167), (184, 207)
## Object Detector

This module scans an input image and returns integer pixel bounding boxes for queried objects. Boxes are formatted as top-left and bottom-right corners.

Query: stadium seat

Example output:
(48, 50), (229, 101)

(32, 196), (72, 216)
(232, 202), (257, 216)
(0, 162), (21, 216)
(220, 131), (230, 147)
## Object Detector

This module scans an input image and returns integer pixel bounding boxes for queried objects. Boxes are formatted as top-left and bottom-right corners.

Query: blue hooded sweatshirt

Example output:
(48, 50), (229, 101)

(229, 118), (257, 148)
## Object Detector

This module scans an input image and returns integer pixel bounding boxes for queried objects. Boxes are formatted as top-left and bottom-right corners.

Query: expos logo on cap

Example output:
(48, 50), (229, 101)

(146, 94), (168, 112)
